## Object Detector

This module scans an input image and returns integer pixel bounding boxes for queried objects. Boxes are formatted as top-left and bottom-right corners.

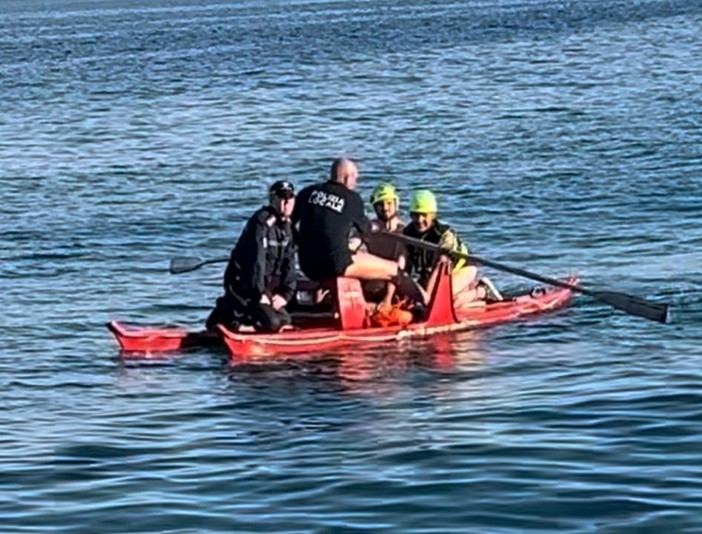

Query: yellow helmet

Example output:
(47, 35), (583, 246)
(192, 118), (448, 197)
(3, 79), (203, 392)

(409, 189), (437, 213)
(370, 182), (398, 205)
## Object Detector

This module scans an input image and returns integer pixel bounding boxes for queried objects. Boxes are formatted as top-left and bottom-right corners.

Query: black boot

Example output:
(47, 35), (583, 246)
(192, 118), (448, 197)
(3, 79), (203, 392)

(392, 270), (424, 303)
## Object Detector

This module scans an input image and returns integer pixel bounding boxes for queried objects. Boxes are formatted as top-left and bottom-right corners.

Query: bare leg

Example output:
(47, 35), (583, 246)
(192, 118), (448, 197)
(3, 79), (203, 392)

(452, 266), (485, 308)
(424, 263), (483, 308)
(342, 251), (399, 280)
(451, 266), (479, 294)
(453, 287), (485, 309)
(344, 251), (424, 303)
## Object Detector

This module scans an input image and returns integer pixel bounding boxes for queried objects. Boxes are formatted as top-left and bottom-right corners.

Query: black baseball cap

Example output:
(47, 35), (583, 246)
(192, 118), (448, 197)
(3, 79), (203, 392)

(269, 180), (295, 199)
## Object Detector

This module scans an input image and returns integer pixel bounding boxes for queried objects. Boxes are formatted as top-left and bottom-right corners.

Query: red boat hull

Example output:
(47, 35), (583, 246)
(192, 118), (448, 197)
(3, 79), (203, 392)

(218, 280), (575, 361)
(106, 321), (218, 353)
(107, 271), (576, 359)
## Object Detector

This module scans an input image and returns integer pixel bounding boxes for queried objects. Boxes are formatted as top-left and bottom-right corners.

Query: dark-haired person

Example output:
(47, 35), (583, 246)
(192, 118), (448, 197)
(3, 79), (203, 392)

(206, 180), (297, 333)
(363, 182), (408, 314)
(369, 182), (405, 235)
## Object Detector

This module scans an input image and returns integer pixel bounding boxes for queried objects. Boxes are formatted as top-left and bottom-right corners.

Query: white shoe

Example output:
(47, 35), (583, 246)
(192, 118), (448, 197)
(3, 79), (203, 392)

(478, 276), (503, 302)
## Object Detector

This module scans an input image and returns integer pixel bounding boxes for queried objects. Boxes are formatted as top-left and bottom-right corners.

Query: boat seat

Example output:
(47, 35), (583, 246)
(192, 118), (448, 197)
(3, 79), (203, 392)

(295, 278), (329, 292)
(293, 278), (337, 308)
(293, 275), (369, 329)
(332, 277), (368, 330)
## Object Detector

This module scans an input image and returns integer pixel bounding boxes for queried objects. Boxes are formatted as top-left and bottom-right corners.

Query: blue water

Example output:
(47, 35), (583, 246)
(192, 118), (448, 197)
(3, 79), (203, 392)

(2, 0), (701, 532)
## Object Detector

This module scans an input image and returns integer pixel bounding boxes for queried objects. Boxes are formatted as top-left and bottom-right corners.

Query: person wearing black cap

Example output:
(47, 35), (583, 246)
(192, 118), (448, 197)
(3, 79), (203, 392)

(206, 180), (297, 333)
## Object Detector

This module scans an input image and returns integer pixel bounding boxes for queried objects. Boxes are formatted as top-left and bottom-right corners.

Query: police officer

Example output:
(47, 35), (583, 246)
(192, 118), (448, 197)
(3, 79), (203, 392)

(291, 158), (422, 302)
(206, 180), (297, 332)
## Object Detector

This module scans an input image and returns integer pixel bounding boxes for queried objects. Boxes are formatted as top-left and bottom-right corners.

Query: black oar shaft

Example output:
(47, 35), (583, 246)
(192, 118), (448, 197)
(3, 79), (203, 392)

(169, 256), (228, 274)
(388, 232), (584, 290)
(387, 231), (670, 324)
(462, 254), (593, 297)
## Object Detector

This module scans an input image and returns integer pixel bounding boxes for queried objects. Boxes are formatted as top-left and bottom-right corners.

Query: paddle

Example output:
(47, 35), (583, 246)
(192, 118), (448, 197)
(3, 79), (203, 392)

(169, 256), (228, 275)
(386, 232), (671, 324)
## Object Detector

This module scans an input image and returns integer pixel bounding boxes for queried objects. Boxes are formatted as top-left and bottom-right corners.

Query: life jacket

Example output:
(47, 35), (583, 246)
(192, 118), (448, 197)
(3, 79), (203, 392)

(403, 221), (468, 287)
(368, 303), (414, 328)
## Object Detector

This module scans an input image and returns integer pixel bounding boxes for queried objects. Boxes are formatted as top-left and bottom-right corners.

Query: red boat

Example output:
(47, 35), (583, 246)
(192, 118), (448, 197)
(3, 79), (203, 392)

(106, 322), (220, 353)
(107, 264), (576, 361)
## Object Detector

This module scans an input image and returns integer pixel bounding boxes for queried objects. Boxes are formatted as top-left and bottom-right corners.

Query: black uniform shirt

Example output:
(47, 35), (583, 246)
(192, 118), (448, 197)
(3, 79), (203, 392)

(292, 180), (372, 280)
(224, 206), (296, 302)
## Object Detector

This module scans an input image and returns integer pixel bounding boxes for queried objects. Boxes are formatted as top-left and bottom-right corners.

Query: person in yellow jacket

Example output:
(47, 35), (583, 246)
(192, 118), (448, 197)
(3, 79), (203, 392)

(403, 189), (502, 307)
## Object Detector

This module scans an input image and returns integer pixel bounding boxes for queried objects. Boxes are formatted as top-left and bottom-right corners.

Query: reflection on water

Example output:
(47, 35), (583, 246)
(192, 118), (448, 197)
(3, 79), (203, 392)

(114, 330), (489, 398)
(4, 0), (702, 531)
(320, 331), (488, 396)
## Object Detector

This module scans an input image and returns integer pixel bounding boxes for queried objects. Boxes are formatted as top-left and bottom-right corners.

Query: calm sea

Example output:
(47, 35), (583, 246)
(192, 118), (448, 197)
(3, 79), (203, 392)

(1, 0), (701, 532)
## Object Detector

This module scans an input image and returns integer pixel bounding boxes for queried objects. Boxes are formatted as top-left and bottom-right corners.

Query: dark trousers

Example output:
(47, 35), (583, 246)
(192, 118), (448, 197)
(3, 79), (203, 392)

(206, 293), (291, 333)
(247, 302), (291, 333)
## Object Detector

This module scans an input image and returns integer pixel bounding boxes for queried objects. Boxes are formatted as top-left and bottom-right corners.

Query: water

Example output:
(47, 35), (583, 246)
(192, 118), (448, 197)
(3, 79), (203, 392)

(2, 0), (701, 531)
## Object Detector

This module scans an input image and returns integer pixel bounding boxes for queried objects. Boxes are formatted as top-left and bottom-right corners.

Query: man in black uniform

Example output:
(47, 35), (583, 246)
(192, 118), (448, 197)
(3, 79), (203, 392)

(206, 180), (297, 332)
(291, 158), (422, 301)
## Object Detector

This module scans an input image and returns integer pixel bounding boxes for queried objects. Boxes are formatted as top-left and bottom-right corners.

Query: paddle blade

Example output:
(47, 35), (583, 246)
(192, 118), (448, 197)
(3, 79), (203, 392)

(169, 256), (205, 275)
(593, 291), (671, 324)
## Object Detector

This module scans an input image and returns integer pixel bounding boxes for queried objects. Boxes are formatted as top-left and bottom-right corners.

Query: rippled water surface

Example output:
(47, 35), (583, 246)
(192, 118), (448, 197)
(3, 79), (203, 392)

(2, 0), (701, 532)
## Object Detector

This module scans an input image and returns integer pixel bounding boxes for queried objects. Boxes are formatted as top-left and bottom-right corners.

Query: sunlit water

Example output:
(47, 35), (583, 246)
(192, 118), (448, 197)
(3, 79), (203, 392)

(2, 0), (701, 532)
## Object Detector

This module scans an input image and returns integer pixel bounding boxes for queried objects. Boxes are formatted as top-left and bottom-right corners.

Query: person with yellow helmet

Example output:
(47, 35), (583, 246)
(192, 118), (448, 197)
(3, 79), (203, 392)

(369, 182), (405, 233)
(362, 183), (411, 324)
(403, 189), (502, 305)
(365, 182), (407, 263)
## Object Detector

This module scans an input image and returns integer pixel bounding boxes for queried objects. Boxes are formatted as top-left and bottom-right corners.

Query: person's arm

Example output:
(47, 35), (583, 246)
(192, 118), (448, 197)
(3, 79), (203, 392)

(439, 229), (468, 270)
(238, 215), (269, 302)
(222, 248), (238, 293)
(401, 227), (414, 275)
(350, 192), (373, 235)
(277, 230), (297, 303)
(438, 229), (458, 251)
(291, 187), (307, 246)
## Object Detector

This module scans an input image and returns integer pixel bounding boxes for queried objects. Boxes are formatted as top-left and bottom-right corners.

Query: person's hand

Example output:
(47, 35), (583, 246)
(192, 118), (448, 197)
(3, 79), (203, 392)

(271, 294), (287, 311)
(348, 236), (363, 252)
(260, 294), (271, 305)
